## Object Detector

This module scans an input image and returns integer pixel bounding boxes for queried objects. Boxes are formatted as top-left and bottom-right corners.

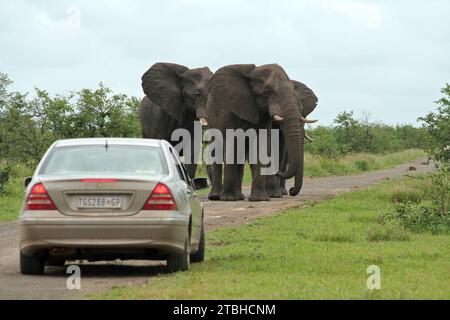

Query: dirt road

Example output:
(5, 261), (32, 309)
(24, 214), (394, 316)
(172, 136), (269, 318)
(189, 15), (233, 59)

(0, 158), (433, 299)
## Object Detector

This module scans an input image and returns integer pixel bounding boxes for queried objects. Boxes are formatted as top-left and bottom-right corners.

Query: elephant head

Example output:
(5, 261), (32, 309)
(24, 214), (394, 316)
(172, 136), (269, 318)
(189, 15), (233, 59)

(209, 64), (318, 182)
(142, 63), (213, 125)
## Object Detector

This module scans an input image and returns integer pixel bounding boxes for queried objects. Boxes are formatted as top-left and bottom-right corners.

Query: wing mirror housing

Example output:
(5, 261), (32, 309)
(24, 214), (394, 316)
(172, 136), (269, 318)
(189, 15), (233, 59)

(192, 177), (210, 190)
(24, 177), (32, 188)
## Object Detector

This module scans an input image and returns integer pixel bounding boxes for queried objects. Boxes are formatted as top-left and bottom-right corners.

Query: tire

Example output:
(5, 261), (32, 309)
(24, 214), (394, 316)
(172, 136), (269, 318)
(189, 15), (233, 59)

(167, 237), (190, 273)
(46, 259), (66, 267)
(20, 252), (45, 275)
(190, 223), (205, 263)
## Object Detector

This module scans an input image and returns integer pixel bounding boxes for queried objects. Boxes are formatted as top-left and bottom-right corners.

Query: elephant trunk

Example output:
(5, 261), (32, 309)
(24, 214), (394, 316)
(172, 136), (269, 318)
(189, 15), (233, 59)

(277, 116), (302, 180)
(288, 124), (305, 196)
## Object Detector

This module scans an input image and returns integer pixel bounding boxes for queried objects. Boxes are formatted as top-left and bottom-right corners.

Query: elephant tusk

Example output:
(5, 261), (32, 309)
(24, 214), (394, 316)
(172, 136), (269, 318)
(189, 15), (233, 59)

(273, 115), (284, 122)
(304, 133), (315, 142)
(300, 116), (318, 124)
(199, 117), (208, 126)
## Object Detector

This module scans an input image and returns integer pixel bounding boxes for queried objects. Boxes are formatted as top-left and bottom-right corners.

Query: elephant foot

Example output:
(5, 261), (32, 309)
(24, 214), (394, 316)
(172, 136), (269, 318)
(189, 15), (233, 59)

(282, 188), (288, 196)
(238, 192), (245, 200)
(248, 192), (270, 202)
(267, 189), (283, 198)
(265, 185), (284, 198)
(208, 193), (221, 201)
(219, 192), (242, 201)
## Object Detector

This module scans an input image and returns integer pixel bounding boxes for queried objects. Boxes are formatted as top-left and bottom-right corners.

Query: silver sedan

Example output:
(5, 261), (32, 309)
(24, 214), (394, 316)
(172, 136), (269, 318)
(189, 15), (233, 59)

(19, 138), (209, 274)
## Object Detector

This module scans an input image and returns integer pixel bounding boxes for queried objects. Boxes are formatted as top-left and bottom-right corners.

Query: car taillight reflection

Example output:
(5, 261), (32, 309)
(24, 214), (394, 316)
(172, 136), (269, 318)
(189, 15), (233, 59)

(142, 183), (177, 211)
(25, 183), (57, 211)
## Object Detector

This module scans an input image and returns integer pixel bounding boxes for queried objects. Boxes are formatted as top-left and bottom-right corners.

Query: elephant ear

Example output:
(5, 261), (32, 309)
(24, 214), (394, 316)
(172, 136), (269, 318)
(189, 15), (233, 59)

(209, 64), (259, 124)
(292, 80), (318, 117)
(141, 63), (189, 124)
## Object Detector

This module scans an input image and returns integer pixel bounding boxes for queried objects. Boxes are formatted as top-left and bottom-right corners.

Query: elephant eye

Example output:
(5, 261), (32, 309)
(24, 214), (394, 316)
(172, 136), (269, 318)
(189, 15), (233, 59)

(264, 88), (272, 96)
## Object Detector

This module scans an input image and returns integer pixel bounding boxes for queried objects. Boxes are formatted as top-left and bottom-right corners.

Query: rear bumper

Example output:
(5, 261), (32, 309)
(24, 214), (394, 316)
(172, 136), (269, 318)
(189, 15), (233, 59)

(20, 213), (189, 257)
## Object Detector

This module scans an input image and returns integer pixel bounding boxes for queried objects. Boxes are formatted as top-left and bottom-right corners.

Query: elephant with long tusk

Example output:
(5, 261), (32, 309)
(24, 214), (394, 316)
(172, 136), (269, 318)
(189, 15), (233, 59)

(206, 64), (318, 201)
(265, 80), (319, 198)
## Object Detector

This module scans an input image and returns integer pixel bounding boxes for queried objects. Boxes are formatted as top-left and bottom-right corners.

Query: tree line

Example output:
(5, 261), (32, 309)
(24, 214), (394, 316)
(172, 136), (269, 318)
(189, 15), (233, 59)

(304, 110), (431, 159)
(0, 72), (140, 165)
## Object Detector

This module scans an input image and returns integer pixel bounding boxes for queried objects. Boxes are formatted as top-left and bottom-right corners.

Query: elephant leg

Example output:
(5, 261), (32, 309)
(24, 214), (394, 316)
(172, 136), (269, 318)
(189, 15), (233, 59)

(235, 164), (245, 200)
(248, 163), (270, 202)
(206, 164), (212, 181)
(184, 125), (198, 179)
(265, 174), (283, 198)
(220, 164), (240, 201)
(264, 126), (283, 198)
(185, 164), (197, 180)
(208, 163), (222, 201)
(280, 177), (288, 195)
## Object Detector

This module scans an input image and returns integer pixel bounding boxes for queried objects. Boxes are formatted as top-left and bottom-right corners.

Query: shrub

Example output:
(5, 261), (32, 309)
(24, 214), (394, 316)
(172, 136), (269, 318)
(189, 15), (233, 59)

(385, 203), (450, 234)
(430, 167), (450, 215)
(382, 168), (450, 234)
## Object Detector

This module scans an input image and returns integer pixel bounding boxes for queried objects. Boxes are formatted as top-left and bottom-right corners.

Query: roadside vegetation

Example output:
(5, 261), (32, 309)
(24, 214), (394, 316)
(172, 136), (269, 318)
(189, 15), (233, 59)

(382, 84), (450, 235)
(93, 174), (450, 299)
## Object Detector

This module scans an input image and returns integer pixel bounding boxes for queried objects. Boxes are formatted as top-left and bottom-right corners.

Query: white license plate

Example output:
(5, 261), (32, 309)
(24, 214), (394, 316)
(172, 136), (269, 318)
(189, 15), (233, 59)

(77, 196), (122, 209)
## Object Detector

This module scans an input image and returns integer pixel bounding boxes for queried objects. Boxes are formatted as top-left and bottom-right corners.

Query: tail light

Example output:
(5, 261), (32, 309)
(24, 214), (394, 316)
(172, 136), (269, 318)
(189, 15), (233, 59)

(25, 183), (57, 211)
(142, 183), (177, 210)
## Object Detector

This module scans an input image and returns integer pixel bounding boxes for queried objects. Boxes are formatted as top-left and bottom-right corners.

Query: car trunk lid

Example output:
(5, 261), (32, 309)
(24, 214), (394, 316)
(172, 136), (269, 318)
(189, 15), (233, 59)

(39, 174), (165, 217)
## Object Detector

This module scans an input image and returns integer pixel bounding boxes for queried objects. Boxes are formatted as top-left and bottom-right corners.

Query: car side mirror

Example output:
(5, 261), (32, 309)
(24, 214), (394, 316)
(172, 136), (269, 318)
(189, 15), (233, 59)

(192, 177), (210, 190)
(24, 177), (32, 188)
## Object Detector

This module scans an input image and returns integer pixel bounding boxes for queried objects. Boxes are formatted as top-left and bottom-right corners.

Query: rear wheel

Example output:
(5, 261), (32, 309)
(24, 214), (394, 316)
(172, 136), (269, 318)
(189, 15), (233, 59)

(190, 223), (205, 263)
(46, 259), (66, 267)
(20, 252), (45, 275)
(167, 237), (190, 273)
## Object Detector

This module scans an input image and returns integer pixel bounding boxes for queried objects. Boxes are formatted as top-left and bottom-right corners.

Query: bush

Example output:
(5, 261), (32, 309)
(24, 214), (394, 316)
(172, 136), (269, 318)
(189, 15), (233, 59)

(382, 168), (450, 234)
(385, 203), (450, 234)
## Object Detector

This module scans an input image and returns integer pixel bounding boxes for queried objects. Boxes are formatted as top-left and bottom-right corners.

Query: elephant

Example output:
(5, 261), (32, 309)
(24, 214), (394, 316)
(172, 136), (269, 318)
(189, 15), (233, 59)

(139, 63), (212, 178)
(266, 80), (318, 198)
(206, 64), (318, 202)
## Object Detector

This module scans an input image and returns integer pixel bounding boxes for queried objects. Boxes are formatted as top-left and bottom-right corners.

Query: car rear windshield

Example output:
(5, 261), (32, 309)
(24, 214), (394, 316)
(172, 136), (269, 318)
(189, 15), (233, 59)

(40, 145), (168, 176)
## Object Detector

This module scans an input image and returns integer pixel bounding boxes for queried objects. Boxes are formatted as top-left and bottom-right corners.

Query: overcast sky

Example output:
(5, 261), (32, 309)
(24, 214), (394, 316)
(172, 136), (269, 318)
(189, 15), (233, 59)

(1, 0), (449, 125)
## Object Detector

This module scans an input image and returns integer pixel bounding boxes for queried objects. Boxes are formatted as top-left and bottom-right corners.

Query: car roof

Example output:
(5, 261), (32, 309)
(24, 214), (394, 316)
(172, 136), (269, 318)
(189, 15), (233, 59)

(53, 138), (166, 148)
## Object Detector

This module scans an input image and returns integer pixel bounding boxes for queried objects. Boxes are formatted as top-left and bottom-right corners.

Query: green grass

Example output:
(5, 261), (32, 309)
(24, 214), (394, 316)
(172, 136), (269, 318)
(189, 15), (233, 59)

(302, 149), (426, 178)
(93, 175), (450, 300)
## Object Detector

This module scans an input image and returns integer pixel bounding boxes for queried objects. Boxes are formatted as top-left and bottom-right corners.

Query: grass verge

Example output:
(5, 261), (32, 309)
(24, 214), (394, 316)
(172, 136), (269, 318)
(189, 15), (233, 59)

(92, 174), (450, 300)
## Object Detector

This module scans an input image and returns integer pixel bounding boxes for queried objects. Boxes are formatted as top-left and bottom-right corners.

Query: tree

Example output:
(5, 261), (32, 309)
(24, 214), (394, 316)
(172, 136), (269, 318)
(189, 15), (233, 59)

(419, 84), (450, 163)
(71, 83), (141, 138)
(1, 73), (142, 164)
